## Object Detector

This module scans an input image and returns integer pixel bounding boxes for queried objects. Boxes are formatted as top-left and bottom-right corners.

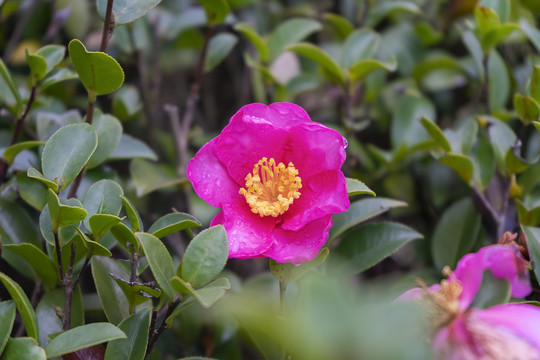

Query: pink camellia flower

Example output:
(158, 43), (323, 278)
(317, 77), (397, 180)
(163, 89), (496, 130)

(399, 244), (540, 360)
(187, 103), (350, 264)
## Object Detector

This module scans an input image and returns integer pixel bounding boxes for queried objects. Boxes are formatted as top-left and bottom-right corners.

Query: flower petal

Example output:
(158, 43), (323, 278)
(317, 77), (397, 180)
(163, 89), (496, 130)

(230, 102), (311, 130)
(285, 122), (348, 180)
(282, 170), (349, 231)
(186, 137), (242, 207)
(263, 215), (333, 264)
(452, 245), (531, 310)
(211, 198), (277, 259)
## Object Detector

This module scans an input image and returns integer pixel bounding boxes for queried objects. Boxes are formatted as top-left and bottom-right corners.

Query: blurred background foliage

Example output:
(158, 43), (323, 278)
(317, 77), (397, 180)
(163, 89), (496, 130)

(1, 0), (540, 359)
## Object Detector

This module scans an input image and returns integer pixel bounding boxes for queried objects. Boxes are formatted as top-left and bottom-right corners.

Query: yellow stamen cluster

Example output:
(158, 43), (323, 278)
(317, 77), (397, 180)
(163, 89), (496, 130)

(239, 157), (302, 217)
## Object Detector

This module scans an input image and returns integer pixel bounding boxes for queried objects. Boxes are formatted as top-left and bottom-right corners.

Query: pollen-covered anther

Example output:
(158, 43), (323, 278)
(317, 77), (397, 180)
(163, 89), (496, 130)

(239, 157), (302, 217)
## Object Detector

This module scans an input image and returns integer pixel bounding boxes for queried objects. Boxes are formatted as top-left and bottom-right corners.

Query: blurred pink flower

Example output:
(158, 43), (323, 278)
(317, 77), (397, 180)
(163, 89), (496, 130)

(399, 244), (539, 360)
(187, 103), (349, 264)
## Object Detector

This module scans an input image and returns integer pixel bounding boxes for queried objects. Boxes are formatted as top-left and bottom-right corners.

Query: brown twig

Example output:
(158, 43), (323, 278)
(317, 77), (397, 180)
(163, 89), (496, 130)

(62, 242), (76, 330)
(100, 0), (115, 53)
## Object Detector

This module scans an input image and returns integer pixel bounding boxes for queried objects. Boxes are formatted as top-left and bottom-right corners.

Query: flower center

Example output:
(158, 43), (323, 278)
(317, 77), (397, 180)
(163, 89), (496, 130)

(239, 157), (302, 217)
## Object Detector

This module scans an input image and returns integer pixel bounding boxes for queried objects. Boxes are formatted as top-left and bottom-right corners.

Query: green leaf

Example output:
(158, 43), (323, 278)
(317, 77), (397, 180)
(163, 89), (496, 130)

(0, 197), (41, 248)
(234, 22), (269, 62)
(366, 1), (422, 28)
(104, 308), (151, 360)
(171, 276), (230, 308)
(130, 158), (186, 197)
(204, 33), (238, 72)
(522, 19), (540, 53)
(331, 222), (423, 276)
(198, 0), (230, 25)
(268, 18), (322, 61)
(438, 153), (475, 184)
(432, 198), (482, 269)
(91, 256), (131, 325)
(470, 129), (496, 190)
(482, 115), (516, 172)
(349, 57), (397, 82)
(413, 21), (443, 45)
(45, 323), (126, 358)
(329, 198), (408, 241)
(41, 123), (98, 190)
(3, 244), (58, 289)
(165, 298), (196, 328)
(120, 195), (142, 233)
(39, 199), (82, 247)
(75, 228), (112, 257)
(323, 13), (354, 40)
(110, 273), (161, 310)
(3, 337), (46, 360)
(35, 45), (65, 74)
(39, 68), (78, 90)
(109, 134), (158, 161)
(89, 214), (122, 241)
(269, 248), (329, 285)
(112, 85), (141, 120)
(180, 225), (228, 288)
(470, 270), (511, 309)
(26, 50), (48, 83)
(420, 117), (451, 152)
(148, 212), (201, 239)
(137, 232), (176, 299)
(391, 95), (435, 148)
(475, 6), (501, 36)
(341, 29), (380, 69)
(0, 59), (22, 116)
(3, 141), (44, 165)
(68, 39), (124, 96)
(0, 272), (39, 341)
(530, 65), (540, 104)
(110, 222), (140, 253)
(47, 189), (88, 233)
(516, 200), (540, 226)
(346, 178), (375, 197)
(488, 50), (510, 113)
(0, 301), (16, 355)
(481, 23), (520, 52)
(514, 93), (540, 125)
(286, 43), (344, 85)
(82, 179), (124, 231)
(16, 172), (48, 211)
(87, 112), (122, 168)
(97, 0), (161, 25)
(522, 226), (540, 283)
(27, 168), (58, 193)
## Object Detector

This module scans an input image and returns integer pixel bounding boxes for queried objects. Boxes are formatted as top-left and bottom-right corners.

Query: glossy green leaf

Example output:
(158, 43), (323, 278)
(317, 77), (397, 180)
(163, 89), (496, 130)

(488, 50), (510, 113)
(412, 54), (462, 82)
(26, 50), (48, 83)
(104, 308), (151, 360)
(286, 43), (344, 85)
(39, 198), (82, 247)
(3, 244), (58, 289)
(41, 123), (98, 190)
(198, 0), (230, 25)
(120, 195), (142, 233)
(204, 33), (238, 72)
(91, 256), (131, 324)
(514, 93), (540, 125)
(47, 189), (88, 232)
(331, 222), (422, 276)
(75, 228), (112, 257)
(39, 68), (78, 90)
(438, 153), (475, 184)
(89, 214), (122, 241)
(346, 178), (375, 197)
(148, 212), (201, 239)
(27, 168), (58, 192)
(366, 1), (422, 28)
(432, 198), (482, 269)
(414, 21), (443, 45)
(112, 85), (141, 120)
(171, 276), (230, 308)
(234, 22), (269, 62)
(87, 112), (123, 168)
(45, 323), (126, 358)
(110, 222), (140, 253)
(323, 13), (354, 40)
(137, 232), (176, 299)
(97, 0), (161, 25)
(3, 337), (46, 360)
(109, 134), (158, 161)
(521, 20), (540, 54)
(130, 158), (186, 197)
(3, 141), (44, 165)
(522, 226), (540, 283)
(0, 197), (41, 247)
(475, 6), (501, 36)
(268, 18), (322, 61)
(349, 57), (397, 82)
(470, 270), (511, 309)
(420, 117), (451, 152)
(530, 65), (540, 104)
(516, 200), (540, 226)
(329, 198), (408, 241)
(110, 274), (160, 312)
(165, 298), (196, 328)
(470, 129), (496, 190)
(0, 59), (22, 116)
(82, 179), (124, 231)
(0, 272), (39, 341)
(341, 29), (379, 69)
(391, 95), (435, 148)
(180, 225), (228, 287)
(35, 45), (65, 73)
(482, 115), (516, 172)
(481, 23), (520, 52)
(0, 301), (16, 355)
(16, 172), (48, 210)
(36, 289), (84, 347)
(68, 39), (124, 96)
